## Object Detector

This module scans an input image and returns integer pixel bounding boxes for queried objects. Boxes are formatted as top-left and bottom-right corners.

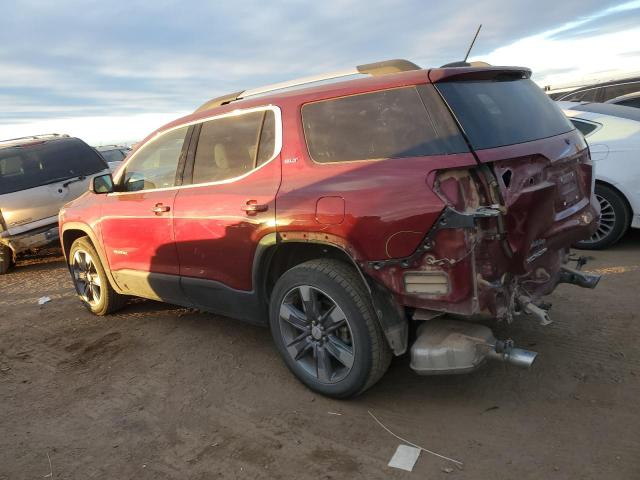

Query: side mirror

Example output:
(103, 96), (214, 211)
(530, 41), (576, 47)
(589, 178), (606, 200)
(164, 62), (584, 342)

(91, 173), (114, 194)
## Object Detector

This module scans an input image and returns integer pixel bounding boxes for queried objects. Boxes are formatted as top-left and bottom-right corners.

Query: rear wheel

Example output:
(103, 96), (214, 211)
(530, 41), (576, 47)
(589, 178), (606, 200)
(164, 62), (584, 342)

(69, 237), (126, 315)
(576, 184), (630, 250)
(0, 245), (13, 274)
(269, 259), (391, 398)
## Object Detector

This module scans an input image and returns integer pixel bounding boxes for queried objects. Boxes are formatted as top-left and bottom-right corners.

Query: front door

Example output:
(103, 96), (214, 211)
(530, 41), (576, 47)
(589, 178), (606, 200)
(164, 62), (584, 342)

(172, 107), (281, 318)
(99, 125), (191, 303)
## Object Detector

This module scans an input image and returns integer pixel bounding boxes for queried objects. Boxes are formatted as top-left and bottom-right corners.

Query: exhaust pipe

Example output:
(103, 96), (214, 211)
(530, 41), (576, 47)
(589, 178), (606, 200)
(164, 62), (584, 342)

(488, 339), (537, 369)
(410, 319), (539, 375)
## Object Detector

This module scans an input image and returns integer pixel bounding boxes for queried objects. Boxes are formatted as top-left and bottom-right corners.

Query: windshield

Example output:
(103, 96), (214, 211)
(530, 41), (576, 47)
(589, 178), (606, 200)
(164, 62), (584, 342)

(0, 138), (107, 195)
(98, 149), (126, 163)
(436, 78), (574, 150)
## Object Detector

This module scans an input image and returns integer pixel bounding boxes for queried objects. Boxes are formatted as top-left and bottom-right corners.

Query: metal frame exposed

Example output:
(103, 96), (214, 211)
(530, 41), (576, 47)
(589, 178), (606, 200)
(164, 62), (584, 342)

(194, 58), (421, 113)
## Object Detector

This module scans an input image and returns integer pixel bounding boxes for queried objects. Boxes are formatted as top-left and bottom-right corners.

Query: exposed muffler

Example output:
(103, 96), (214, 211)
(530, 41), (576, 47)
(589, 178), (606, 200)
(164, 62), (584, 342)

(410, 319), (537, 375)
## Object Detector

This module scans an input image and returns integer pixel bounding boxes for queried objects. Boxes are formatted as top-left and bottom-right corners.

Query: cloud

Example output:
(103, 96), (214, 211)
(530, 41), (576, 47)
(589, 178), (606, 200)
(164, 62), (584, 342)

(1, 0), (638, 143)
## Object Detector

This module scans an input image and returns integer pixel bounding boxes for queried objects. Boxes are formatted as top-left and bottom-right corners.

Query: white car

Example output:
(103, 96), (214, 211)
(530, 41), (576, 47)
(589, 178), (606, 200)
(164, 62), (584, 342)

(559, 102), (640, 248)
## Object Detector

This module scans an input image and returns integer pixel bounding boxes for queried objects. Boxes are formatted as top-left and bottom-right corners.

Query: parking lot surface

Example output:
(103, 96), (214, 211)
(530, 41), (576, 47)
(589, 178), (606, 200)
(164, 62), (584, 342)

(1, 234), (639, 479)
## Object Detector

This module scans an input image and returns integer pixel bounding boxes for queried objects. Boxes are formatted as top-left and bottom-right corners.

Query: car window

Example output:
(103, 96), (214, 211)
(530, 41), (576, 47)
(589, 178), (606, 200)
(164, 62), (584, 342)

(99, 149), (126, 163)
(437, 78), (574, 150)
(121, 126), (188, 192)
(570, 119), (598, 137)
(616, 97), (640, 108)
(0, 138), (107, 195)
(602, 81), (640, 102)
(192, 109), (276, 183)
(302, 85), (468, 163)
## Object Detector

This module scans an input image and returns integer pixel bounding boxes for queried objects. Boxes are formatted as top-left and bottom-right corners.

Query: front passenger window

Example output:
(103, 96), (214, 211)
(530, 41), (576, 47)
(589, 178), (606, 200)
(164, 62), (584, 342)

(122, 126), (188, 192)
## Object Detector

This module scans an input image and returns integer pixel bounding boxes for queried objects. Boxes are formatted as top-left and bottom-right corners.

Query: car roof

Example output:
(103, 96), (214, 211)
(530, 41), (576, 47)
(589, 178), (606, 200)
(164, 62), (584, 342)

(557, 101), (640, 123)
(0, 133), (72, 150)
(144, 64), (529, 145)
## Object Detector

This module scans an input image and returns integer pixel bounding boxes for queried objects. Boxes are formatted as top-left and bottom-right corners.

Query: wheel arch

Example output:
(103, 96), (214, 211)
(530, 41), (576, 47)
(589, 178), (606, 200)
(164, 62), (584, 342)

(61, 222), (123, 293)
(256, 234), (408, 355)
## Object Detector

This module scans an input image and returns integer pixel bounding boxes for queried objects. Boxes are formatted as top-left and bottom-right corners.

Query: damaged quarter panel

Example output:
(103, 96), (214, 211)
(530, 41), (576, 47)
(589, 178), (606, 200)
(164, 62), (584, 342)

(274, 77), (478, 283)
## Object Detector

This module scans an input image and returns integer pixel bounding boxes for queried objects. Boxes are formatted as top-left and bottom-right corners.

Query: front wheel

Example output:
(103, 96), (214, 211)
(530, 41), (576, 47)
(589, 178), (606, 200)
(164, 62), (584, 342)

(575, 184), (630, 250)
(68, 237), (126, 315)
(269, 259), (391, 398)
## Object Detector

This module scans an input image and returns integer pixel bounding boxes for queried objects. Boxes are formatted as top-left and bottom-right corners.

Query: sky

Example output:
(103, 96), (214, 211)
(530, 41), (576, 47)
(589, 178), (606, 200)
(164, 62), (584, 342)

(1, 0), (640, 145)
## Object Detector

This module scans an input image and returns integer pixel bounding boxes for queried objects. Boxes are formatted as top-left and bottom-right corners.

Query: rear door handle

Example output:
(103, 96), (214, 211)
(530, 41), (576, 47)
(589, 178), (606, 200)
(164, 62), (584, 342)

(241, 200), (268, 214)
(152, 203), (171, 214)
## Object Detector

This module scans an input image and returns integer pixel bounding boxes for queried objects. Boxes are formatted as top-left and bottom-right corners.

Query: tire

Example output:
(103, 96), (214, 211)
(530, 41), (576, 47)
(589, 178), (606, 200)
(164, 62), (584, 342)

(68, 237), (126, 315)
(269, 259), (391, 398)
(575, 184), (630, 250)
(0, 245), (13, 274)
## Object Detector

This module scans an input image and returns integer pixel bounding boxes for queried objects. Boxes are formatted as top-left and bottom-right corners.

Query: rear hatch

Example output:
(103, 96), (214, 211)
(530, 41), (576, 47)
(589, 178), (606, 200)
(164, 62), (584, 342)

(430, 68), (597, 272)
(0, 138), (109, 235)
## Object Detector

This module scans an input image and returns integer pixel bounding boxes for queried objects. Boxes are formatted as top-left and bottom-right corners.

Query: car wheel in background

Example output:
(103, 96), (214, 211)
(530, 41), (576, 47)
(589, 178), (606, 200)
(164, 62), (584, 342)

(576, 183), (630, 250)
(69, 237), (126, 315)
(269, 259), (391, 398)
(0, 245), (14, 274)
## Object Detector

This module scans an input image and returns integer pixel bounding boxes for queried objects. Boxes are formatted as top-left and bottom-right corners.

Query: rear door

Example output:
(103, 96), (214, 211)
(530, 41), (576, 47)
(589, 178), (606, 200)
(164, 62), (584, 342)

(172, 106), (281, 315)
(99, 126), (191, 302)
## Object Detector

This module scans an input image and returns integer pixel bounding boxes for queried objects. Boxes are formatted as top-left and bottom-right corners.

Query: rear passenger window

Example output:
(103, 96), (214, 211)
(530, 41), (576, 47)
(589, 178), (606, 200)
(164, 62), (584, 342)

(193, 109), (276, 183)
(302, 86), (468, 163)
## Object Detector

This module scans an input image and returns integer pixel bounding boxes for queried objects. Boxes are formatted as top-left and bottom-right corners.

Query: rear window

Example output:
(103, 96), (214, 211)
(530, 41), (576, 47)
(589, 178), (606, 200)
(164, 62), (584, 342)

(0, 138), (107, 195)
(302, 85), (468, 163)
(437, 78), (574, 150)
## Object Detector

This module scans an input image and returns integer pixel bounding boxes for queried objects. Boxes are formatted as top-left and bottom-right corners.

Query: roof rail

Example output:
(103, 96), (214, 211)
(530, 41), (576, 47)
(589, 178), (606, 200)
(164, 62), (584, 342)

(194, 58), (421, 113)
(0, 133), (69, 146)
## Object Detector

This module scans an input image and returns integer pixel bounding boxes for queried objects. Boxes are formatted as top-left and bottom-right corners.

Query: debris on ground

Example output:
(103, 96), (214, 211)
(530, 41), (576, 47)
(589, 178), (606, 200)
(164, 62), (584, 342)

(388, 444), (421, 472)
(368, 410), (463, 467)
(38, 296), (51, 305)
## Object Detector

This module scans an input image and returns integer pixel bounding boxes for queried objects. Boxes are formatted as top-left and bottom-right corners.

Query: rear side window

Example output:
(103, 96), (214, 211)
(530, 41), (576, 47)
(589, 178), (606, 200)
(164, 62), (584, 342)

(192, 109), (276, 183)
(302, 85), (468, 163)
(437, 78), (574, 150)
(570, 119), (598, 136)
(0, 138), (107, 195)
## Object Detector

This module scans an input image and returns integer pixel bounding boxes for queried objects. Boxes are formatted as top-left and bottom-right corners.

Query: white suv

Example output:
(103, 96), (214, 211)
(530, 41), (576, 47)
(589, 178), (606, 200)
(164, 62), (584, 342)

(0, 134), (110, 273)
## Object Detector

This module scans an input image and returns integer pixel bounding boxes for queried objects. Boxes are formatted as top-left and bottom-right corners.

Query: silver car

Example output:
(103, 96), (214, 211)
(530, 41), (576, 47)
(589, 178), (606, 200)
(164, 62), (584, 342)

(0, 134), (110, 274)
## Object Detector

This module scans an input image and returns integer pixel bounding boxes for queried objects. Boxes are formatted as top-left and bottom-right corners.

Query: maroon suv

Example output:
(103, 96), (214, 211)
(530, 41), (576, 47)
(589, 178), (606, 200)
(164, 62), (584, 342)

(59, 59), (600, 397)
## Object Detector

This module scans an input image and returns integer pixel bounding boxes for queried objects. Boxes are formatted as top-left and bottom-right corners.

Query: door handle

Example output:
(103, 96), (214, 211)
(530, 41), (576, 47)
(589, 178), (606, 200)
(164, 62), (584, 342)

(241, 200), (268, 214)
(152, 203), (171, 214)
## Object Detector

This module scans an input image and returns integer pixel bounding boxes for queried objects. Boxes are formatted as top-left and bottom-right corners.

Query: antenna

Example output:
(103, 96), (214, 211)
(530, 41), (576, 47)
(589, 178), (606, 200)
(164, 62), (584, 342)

(463, 24), (482, 62)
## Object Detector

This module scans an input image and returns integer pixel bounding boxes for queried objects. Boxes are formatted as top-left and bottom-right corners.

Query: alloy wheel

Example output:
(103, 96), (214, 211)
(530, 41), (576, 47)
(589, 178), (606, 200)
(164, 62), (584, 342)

(585, 193), (616, 244)
(72, 250), (102, 306)
(278, 285), (355, 384)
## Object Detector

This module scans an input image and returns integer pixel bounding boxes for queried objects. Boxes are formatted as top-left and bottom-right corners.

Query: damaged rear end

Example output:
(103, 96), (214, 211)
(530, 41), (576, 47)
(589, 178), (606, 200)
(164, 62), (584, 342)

(380, 67), (602, 374)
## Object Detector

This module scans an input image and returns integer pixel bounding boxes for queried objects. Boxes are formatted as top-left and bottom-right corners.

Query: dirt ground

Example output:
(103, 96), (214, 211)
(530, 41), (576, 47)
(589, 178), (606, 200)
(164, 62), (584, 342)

(1, 234), (639, 480)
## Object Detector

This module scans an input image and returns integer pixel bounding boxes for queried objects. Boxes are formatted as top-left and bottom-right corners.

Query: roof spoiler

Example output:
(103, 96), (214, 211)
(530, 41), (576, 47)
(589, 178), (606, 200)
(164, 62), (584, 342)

(194, 58), (422, 113)
(428, 66), (531, 83)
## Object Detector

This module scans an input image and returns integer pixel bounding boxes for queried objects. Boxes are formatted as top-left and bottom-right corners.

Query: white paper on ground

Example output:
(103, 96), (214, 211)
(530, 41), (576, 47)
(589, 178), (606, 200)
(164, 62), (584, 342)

(388, 444), (421, 472)
(38, 296), (51, 305)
